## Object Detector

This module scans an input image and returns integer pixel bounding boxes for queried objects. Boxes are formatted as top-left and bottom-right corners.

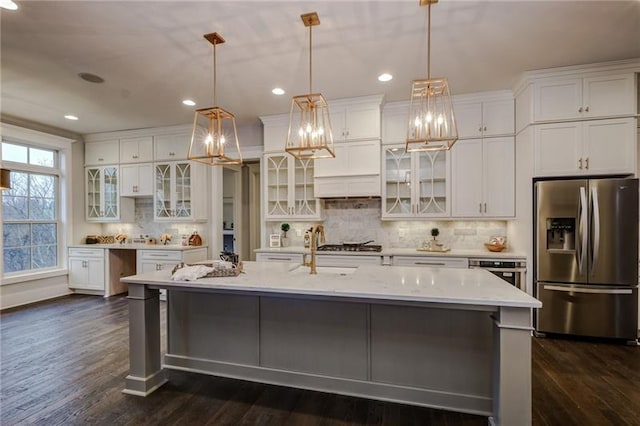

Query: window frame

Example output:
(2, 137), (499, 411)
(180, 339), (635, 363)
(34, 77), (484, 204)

(1, 123), (75, 284)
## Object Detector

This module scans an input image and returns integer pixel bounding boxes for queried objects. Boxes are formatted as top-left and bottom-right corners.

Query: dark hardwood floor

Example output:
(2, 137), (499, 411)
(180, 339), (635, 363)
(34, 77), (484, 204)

(1, 295), (638, 425)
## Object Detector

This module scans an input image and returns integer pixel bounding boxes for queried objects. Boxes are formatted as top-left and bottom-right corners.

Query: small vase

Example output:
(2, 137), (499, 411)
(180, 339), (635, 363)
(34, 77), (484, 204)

(281, 236), (289, 247)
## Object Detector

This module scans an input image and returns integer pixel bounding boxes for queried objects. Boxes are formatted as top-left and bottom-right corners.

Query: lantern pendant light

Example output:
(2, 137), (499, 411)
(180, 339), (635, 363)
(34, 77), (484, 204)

(189, 32), (242, 165)
(406, 0), (458, 152)
(285, 12), (335, 160)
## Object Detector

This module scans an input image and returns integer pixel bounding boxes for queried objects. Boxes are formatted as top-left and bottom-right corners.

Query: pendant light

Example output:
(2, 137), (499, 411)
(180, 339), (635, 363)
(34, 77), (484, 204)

(285, 12), (335, 160)
(189, 32), (242, 165)
(0, 168), (10, 190)
(406, 0), (458, 152)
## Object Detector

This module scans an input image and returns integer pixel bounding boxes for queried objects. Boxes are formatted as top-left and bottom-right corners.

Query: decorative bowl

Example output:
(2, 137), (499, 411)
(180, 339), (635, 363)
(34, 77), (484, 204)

(484, 243), (506, 252)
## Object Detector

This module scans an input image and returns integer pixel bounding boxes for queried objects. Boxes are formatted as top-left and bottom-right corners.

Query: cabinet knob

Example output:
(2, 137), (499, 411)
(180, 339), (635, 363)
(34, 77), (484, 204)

(483, 126), (487, 132)
(133, 155), (138, 159)
(479, 126), (482, 132)
(578, 107), (583, 113)
(585, 106), (589, 113)
(169, 152), (175, 156)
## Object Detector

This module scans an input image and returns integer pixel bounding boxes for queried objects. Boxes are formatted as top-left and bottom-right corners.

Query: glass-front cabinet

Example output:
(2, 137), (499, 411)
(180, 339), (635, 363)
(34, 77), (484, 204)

(264, 153), (321, 220)
(86, 166), (121, 221)
(382, 145), (450, 219)
(154, 161), (206, 222)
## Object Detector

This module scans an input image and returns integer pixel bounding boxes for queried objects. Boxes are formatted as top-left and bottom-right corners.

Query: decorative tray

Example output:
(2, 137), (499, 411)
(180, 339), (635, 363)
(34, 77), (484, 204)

(416, 247), (451, 253)
(172, 261), (243, 278)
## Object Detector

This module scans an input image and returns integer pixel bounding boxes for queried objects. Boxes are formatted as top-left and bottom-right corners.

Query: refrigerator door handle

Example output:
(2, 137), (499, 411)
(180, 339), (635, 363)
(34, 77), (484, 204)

(590, 186), (600, 276)
(543, 285), (633, 295)
(577, 186), (588, 274)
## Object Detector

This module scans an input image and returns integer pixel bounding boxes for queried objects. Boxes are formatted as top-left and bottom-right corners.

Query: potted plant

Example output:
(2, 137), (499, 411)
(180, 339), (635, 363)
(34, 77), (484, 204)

(281, 223), (290, 247)
(431, 228), (440, 241)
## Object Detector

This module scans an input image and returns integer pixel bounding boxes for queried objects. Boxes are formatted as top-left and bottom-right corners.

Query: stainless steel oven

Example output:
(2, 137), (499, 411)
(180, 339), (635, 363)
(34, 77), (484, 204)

(469, 259), (527, 290)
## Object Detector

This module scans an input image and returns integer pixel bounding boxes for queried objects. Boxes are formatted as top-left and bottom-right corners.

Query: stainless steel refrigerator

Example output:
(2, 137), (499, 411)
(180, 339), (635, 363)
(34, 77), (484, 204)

(535, 178), (639, 340)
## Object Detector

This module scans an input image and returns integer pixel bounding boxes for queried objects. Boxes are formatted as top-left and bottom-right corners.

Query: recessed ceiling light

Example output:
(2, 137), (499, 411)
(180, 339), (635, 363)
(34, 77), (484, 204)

(378, 73), (393, 82)
(272, 88), (285, 95)
(0, 0), (18, 11)
(182, 99), (196, 106)
(64, 114), (79, 121)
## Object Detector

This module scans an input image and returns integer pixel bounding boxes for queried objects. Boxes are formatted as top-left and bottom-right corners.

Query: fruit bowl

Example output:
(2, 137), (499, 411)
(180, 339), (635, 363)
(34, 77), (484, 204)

(484, 243), (506, 252)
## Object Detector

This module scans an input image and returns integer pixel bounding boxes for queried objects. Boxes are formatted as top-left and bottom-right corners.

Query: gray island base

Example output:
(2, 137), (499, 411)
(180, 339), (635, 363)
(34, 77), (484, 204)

(122, 262), (541, 426)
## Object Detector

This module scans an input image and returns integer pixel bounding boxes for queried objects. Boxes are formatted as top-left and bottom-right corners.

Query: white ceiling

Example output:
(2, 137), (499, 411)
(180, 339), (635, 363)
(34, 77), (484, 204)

(1, 1), (639, 138)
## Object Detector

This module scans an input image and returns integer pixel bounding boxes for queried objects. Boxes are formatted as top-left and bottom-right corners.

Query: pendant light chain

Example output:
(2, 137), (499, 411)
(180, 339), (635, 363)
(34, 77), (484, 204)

(426, 2), (431, 79)
(212, 41), (217, 105)
(309, 23), (313, 94)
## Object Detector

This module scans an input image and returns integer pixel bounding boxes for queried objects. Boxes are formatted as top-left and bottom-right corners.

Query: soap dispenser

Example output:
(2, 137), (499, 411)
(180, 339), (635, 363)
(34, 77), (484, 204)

(303, 231), (311, 248)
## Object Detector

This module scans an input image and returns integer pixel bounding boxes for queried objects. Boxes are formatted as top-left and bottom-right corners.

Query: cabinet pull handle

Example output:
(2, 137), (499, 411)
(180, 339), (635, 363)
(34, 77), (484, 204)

(479, 126), (482, 132)
(585, 106), (589, 112)
(133, 155), (138, 159)
(98, 158), (104, 162)
(169, 152), (175, 156)
(415, 262), (446, 266)
(483, 126), (487, 132)
(578, 158), (583, 169)
(484, 203), (487, 213)
(267, 256), (293, 261)
(585, 157), (589, 169)
(578, 107), (583, 113)
(479, 203), (482, 213)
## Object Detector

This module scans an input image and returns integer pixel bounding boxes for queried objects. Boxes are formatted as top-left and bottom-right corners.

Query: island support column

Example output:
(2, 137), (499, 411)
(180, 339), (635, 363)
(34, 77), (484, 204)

(123, 283), (167, 396)
(491, 306), (534, 426)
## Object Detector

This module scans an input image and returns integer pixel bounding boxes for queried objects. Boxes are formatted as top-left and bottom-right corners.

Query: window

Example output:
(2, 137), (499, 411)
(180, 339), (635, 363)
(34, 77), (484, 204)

(2, 142), (59, 274)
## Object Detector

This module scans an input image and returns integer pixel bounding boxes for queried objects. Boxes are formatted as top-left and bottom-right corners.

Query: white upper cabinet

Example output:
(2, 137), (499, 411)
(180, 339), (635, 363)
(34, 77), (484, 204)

(382, 104), (409, 145)
(263, 153), (321, 220)
(329, 96), (382, 142)
(119, 136), (153, 163)
(533, 73), (636, 122)
(382, 145), (450, 219)
(454, 98), (514, 139)
(533, 118), (636, 177)
(154, 132), (191, 161)
(85, 165), (134, 222)
(154, 161), (207, 222)
(85, 140), (119, 165)
(451, 137), (515, 218)
(121, 163), (153, 197)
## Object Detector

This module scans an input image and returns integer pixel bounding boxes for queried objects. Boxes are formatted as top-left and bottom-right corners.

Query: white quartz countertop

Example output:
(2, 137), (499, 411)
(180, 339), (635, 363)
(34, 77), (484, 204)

(122, 261), (541, 309)
(255, 246), (527, 259)
(69, 244), (208, 251)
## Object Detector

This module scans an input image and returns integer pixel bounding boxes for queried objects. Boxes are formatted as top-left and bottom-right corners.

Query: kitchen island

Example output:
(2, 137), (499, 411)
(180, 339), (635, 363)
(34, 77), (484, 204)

(122, 261), (541, 426)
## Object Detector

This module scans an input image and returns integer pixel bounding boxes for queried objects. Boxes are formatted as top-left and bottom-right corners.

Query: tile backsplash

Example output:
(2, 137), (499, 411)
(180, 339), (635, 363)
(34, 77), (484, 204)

(268, 199), (508, 250)
(101, 199), (207, 243)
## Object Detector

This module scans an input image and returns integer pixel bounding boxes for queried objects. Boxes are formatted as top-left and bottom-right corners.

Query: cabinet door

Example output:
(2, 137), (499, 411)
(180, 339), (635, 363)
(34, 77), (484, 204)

(345, 104), (380, 140)
(482, 99), (514, 136)
(120, 136), (153, 163)
(85, 140), (119, 165)
(382, 107), (409, 144)
(173, 162), (192, 218)
(451, 139), (483, 217)
(453, 102), (483, 139)
(86, 258), (105, 289)
(533, 122), (582, 177)
(382, 146), (413, 217)
(583, 74), (636, 118)
(154, 163), (173, 219)
(483, 137), (515, 217)
(291, 157), (319, 217)
(415, 149), (449, 216)
(583, 118), (636, 175)
(329, 107), (347, 140)
(534, 78), (582, 122)
(68, 258), (88, 288)
(264, 154), (291, 218)
(120, 165), (139, 196)
(154, 133), (190, 160)
(86, 167), (103, 219)
(102, 166), (119, 219)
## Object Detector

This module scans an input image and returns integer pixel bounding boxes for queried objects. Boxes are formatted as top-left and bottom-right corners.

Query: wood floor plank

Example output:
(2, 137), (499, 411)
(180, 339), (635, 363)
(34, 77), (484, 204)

(1, 294), (639, 426)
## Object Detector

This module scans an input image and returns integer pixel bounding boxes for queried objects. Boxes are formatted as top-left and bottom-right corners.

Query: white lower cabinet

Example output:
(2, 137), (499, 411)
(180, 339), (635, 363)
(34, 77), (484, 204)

(68, 248), (105, 291)
(392, 256), (469, 269)
(316, 254), (382, 267)
(256, 252), (304, 263)
(137, 248), (208, 273)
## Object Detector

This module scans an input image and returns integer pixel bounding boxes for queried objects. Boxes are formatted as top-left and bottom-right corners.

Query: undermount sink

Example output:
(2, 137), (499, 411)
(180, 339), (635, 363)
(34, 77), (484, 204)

(288, 265), (358, 276)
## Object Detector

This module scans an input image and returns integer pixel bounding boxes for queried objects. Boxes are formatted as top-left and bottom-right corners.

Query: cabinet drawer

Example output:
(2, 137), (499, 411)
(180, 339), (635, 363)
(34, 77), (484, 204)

(69, 248), (104, 258)
(316, 254), (382, 267)
(256, 253), (303, 263)
(139, 250), (182, 262)
(392, 256), (469, 268)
